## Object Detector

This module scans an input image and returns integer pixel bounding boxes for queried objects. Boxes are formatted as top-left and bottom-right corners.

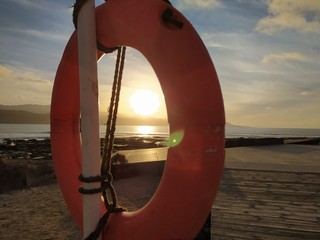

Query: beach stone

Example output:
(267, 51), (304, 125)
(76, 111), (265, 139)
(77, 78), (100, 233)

(0, 157), (56, 193)
(0, 157), (27, 193)
(25, 160), (56, 187)
(0, 138), (52, 160)
(225, 138), (284, 148)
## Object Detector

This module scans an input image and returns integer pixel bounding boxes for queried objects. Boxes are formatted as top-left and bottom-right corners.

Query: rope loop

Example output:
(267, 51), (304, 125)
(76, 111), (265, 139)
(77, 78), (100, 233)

(72, 0), (87, 29)
(97, 41), (119, 54)
(73, 0), (117, 53)
(78, 174), (101, 183)
(78, 174), (102, 194)
(78, 186), (102, 195)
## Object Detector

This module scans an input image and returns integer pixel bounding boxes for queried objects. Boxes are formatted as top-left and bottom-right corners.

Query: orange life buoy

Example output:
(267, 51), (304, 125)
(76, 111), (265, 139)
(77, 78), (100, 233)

(51, 0), (225, 239)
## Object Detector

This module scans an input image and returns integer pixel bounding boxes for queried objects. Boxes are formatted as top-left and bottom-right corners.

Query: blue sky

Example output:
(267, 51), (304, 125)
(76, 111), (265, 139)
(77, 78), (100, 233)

(0, 0), (319, 128)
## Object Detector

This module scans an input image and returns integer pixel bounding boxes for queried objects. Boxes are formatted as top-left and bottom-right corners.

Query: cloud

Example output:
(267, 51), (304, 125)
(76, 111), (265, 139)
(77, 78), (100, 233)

(177, 0), (221, 9)
(299, 90), (313, 97)
(225, 80), (320, 128)
(256, 0), (320, 34)
(11, 0), (67, 11)
(19, 28), (69, 42)
(11, 0), (45, 10)
(0, 65), (12, 78)
(0, 65), (53, 105)
(1, 27), (69, 42)
(261, 51), (309, 64)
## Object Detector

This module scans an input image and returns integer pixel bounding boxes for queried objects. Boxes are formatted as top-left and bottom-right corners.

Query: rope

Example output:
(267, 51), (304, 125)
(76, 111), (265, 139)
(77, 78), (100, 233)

(97, 41), (119, 54)
(78, 46), (127, 240)
(78, 174), (102, 194)
(73, 0), (109, 29)
(73, 0), (118, 54)
(100, 46), (127, 215)
(101, 47), (125, 170)
(72, 0), (88, 29)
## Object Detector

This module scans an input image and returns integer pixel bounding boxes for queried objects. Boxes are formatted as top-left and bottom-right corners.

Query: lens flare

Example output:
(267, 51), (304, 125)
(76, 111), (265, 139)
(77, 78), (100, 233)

(167, 130), (184, 147)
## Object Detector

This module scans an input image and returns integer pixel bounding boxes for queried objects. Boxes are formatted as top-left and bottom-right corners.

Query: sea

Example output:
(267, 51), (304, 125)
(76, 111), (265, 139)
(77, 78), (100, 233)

(0, 124), (320, 142)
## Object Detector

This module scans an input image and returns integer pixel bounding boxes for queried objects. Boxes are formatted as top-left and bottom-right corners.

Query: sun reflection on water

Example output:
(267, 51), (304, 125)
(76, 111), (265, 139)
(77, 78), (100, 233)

(136, 125), (155, 135)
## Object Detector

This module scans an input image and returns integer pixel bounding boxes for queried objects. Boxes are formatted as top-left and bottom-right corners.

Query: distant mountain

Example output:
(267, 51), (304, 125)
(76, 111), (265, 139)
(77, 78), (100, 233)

(225, 122), (245, 127)
(0, 109), (168, 125)
(0, 104), (50, 114)
(0, 110), (49, 124)
(0, 104), (236, 126)
(0, 105), (168, 125)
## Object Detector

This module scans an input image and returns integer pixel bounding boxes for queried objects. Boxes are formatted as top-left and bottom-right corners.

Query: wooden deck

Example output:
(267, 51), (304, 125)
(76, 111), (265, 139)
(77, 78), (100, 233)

(211, 169), (320, 239)
(118, 146), (320, 239)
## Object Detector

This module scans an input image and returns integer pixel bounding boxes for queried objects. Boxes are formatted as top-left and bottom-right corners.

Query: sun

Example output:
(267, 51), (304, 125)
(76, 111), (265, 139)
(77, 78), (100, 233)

(129, 89), (160, 116)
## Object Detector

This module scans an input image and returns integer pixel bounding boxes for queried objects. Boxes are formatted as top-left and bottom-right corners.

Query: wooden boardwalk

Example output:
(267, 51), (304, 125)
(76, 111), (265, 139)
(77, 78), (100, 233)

(119, 145), (320, 239)
(211, 169), (320, 239)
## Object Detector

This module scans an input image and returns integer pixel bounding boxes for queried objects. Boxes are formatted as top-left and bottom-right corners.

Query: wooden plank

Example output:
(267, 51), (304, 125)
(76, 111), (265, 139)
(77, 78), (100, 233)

(213, 207), (320, 223)
(211, 169), (320, 239)
(212, 212), (320, 231)
(212, 224), (320, 240)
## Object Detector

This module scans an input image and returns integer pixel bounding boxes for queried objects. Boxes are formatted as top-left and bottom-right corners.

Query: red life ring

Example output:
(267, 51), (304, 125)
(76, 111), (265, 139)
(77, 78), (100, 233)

(51, 0), (225, 239)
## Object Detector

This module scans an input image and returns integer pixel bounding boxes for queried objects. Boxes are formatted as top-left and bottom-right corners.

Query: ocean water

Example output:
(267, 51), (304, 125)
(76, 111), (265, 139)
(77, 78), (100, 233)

(0, 124), (319, 141)
(225, 126), (320, 138)
(0, 124), (169, 140)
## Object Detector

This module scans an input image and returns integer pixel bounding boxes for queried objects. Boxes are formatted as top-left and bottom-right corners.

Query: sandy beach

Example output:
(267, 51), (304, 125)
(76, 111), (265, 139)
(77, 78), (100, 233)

(1, 138), (320, 239)
(0, 174), (162, 240)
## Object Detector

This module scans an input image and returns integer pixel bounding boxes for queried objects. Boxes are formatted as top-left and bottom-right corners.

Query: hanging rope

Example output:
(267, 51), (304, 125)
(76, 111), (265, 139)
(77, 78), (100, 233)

(72, 1), (127, 238)
(80, 46), (127, 240)
(73, 0), (118, 54)
(100, 46), (127, 214)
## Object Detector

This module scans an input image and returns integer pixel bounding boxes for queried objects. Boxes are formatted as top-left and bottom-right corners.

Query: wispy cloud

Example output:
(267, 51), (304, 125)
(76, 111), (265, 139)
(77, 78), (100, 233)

(176, 0), (221, 9)
(0, 65), (52, 105)
(299, 90), (313, 97)
(2, 27), (69, 42)
(11, 0), (70, 12)
(11, 0), (45, 10)
(225, 78), (320, 127)
(256, 0), (320, 34)
(0, 65), (12, 79)
(261, 51), (309, 64)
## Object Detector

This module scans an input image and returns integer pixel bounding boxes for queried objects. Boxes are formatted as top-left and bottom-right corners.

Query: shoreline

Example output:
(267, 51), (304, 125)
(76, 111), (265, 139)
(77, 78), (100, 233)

(0, 136), (319, 194)
(1, 136), (319, 160)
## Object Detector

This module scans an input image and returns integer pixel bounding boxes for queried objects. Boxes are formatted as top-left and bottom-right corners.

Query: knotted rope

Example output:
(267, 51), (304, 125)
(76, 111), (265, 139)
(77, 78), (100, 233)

(79, 46), (127, 240)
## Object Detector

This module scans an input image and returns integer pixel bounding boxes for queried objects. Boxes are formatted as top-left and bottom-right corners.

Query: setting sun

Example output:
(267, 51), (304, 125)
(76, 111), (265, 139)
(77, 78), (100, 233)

(129, 89), (160, 116)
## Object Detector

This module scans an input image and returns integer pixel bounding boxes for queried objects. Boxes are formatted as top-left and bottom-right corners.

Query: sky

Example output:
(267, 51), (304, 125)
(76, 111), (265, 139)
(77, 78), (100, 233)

(0, 0), (319, 128)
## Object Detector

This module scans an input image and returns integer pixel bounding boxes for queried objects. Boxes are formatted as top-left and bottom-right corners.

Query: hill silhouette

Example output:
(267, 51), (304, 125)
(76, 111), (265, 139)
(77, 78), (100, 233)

(0, 105), (236, 126)
(0, 104), (50, 114)
(0, 106), (168, 125)
(0, 110), (49, 124)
